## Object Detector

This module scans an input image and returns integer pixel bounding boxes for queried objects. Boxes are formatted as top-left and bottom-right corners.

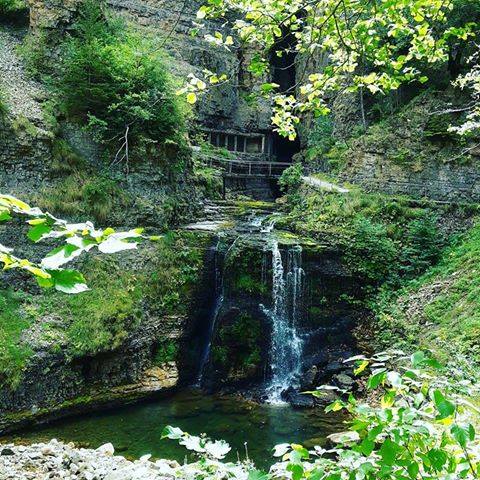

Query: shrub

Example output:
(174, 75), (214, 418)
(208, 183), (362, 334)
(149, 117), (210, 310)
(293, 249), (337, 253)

(304, 115), (335, 163)
(399, 215), (444, 276)
(279, 163), (303, 203)
(345, 217), (397, 282)
(17, 30), (50, 78)
(58, 0), (187, 161)
(0, 0), (28, 21)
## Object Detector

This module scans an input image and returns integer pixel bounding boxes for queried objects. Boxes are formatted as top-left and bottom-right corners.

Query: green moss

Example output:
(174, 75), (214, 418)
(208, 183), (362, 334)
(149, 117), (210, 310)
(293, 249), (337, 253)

(234, 274), (268, 295)
(212, 313), (262, 376)
(0, 291), (34, 388)
(194, 163), (223, 200)
(142, 231), (210, 316)
(153, 341), (179, 365)
(225, 242), (268, 296)
(11, 115), (40, 138)
(234, 200), (276, 214)
(0, 231), (210, 388)
(30, 257), (142, 357)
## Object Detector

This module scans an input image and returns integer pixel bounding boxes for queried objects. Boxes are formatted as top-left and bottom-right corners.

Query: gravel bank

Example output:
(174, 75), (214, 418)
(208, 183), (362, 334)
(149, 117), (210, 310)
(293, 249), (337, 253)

(0, 440), (178, 480)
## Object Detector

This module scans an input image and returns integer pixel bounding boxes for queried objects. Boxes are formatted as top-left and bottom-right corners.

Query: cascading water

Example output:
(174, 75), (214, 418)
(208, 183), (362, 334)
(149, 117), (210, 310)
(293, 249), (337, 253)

(263, 241), (305, 403)
(196, 240), (225, 385)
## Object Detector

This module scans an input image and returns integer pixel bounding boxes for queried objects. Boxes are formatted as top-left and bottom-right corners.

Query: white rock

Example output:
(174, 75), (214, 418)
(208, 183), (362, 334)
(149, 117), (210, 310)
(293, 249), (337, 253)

(41, 445), (56, 456)
(96, 443), (115, 456)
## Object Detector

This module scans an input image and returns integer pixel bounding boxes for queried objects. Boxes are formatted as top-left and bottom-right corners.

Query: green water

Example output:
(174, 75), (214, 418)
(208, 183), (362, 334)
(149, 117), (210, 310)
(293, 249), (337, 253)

(6, 390), (342, 469)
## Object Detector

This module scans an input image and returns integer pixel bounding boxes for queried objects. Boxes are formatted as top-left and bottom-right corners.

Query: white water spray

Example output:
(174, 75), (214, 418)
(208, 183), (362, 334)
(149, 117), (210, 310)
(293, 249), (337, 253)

(264, 241), (305, 402)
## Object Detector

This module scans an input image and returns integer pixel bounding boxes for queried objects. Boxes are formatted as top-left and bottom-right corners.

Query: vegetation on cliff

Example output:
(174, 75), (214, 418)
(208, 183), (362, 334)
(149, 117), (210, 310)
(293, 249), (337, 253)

(57, 1), (188, 161)
(375, 221), (480, 366)
(0, 230), (211, 388)
(0, 0), (27, 19)
(277, 179), (451, 287)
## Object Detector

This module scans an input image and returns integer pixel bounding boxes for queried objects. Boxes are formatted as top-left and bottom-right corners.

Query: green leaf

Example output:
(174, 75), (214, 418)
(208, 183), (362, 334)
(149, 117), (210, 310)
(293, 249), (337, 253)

(469, 424), (476, 441)
(28, 223), (52, 243)
(451, 425), (469, 448)
(367, 370), (386, 389)
(433, 390), (455, 420)
(248, 470), (268, 480)
(287, 463), (304, 480)
(161, 425), (184, 440)
(0, 211), (12, 222)
(325, 400), (345, 412)
(49, 269), (89, 294)
(354, 360), (369, 376)
(186, 92), (197, 104)
(411, 351), (426, 367)
(427, 448), (447, 471)
(42, 244), (81, 269)
(407, 462), (419, 479)
(379, 438), (399, 466)
(359, 438), (375, 456)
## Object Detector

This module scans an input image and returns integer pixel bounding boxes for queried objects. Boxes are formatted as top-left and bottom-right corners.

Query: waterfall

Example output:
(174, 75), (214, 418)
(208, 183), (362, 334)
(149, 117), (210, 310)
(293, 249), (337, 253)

(264, 241), (305, 402)
(196, 241), (224, 385)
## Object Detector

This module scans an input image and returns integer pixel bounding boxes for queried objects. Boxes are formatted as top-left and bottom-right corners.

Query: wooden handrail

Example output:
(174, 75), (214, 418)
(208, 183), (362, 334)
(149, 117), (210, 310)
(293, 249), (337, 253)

(203, 156), (292, 168)
(198, 154), (292, 178)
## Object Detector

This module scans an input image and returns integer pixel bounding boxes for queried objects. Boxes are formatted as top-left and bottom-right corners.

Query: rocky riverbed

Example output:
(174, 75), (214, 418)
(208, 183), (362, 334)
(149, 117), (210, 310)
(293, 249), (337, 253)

(0, 440), (178, 480)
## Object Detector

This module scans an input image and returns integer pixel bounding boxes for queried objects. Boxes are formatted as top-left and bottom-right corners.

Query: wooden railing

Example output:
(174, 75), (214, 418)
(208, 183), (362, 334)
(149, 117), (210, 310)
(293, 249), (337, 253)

(201, 156), (291, 178)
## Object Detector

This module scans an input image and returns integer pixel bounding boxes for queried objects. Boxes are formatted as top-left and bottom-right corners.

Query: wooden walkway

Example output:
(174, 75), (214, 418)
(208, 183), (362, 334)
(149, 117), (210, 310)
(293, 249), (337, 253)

(201, 156), (291, 178)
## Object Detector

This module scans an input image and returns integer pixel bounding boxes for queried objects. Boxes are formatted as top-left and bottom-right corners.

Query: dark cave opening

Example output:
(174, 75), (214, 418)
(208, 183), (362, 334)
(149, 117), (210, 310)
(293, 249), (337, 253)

(270, 33), (301, 163)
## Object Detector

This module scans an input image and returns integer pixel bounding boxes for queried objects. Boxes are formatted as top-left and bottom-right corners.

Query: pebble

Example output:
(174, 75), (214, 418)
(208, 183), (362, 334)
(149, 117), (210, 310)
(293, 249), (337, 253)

(0, 441), (178, 479)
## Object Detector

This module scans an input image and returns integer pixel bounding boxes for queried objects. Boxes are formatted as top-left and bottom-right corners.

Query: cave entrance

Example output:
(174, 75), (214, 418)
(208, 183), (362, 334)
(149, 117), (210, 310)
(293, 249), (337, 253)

(270, 33), (301, 163)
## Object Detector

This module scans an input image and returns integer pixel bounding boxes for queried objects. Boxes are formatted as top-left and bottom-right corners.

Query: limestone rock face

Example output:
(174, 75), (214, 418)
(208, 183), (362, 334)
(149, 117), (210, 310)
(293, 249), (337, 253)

(28, 0), (83, 31)
(27, 0), (273, 136)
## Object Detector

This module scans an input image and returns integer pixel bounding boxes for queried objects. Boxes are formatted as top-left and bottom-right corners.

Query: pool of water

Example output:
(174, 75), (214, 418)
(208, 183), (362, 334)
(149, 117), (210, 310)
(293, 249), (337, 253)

(4, 389), (343, 469)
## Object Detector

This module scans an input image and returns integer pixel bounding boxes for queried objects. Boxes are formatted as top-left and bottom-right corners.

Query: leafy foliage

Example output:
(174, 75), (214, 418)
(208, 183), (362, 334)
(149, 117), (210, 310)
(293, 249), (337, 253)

(374, 220), (480, 365)
(279, 163), (303, 203)
(0, 194), (151, 293)
(0, 0), (28, 20)
(162, 351), (480, 479)
(191, 0), (478, 138)
(211, 313), (262, 378)
(58, 0), (187, 160)
(0, 231), (208, 387)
